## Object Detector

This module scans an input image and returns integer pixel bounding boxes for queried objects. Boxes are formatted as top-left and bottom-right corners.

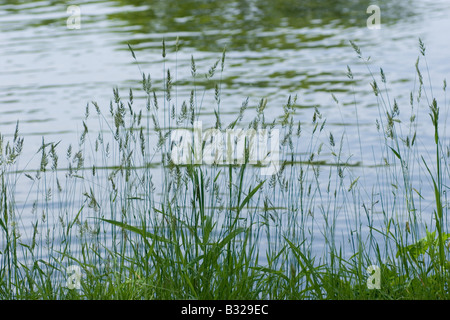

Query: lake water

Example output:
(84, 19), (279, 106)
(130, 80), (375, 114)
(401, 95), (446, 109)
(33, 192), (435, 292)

(1, 0), (450, 259)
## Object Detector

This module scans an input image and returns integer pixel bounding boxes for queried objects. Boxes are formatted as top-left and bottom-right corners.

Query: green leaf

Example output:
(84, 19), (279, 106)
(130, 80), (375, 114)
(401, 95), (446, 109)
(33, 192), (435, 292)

(127, 43), (136, 60)
(348, 177), (359, 192)
(214, 227), (245, 252)
(98, 218), (172, 246)
(238, 180), (265, 213)
(389, 147), (402, 160)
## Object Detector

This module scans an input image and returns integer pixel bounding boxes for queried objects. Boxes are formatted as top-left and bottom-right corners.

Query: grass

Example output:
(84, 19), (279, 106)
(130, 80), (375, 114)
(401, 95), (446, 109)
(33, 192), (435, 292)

(0, 38), (449, 300)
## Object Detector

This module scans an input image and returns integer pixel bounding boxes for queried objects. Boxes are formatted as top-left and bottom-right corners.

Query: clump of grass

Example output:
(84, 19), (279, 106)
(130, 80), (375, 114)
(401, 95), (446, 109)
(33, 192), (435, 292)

(0, 39), (449, 300)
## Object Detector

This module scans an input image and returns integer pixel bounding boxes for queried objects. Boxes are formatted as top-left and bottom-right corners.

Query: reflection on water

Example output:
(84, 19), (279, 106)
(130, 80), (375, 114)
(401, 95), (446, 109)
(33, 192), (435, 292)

(1, 0), (450, 251)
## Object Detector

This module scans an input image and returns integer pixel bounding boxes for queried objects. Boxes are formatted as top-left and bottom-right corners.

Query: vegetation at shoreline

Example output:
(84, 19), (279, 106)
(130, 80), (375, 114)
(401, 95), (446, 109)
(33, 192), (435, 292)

(1, 39), (449, 300)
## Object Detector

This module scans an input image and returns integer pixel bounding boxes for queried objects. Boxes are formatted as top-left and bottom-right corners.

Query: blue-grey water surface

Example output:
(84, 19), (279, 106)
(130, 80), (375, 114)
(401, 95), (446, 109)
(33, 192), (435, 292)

(1, 0), (450, 262)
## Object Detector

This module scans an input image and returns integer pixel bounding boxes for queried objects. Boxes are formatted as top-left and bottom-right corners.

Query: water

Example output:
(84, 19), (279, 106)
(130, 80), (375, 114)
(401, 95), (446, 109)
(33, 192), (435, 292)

(1, 0), (450, 257)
